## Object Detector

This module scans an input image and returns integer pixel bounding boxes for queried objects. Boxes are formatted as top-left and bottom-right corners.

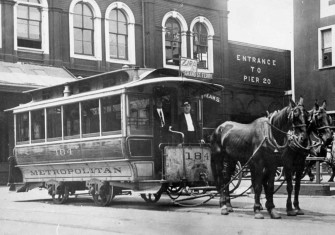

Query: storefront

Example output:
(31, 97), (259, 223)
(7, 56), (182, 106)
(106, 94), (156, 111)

(0, 61), (76, 184)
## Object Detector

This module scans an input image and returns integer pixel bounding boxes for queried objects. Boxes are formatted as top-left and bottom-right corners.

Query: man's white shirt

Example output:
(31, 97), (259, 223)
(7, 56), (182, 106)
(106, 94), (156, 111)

(184, 113), (195, 131)
(157, 109), (165, 126)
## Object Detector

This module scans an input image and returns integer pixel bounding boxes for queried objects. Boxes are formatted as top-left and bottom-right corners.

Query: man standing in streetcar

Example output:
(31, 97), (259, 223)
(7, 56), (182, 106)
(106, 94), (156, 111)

(177, 99), (205, 144)
(153, 97), (170, 176)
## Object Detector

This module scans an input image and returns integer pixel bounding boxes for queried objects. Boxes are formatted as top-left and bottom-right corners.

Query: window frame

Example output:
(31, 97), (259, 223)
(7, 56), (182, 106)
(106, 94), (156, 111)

(164, 18), (182, 67)
(73, 2), (95, 56)
(69, 0), (102, 61)
(318, 25), (335, 69)
(15, 94), (123, 145)
(105, 2), (135, 65)
(190, 16), (215, 73)
(14, 0), (49, 53)
(162, 11), (188, 70)
(320, 0), (335, 18)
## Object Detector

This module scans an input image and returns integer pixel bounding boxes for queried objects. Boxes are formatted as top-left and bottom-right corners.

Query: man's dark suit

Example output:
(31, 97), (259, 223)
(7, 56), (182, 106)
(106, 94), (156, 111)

(177, 113), (201, 143)
(153, 106), (169, 175)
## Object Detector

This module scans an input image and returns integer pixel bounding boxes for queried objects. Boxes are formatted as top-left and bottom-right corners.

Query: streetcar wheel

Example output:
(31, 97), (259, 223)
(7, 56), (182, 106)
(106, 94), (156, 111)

(275, 167), (284, 181)
(93, 184), (113, 207)
(229, 161), (242, 194)
(140, 193), (161, 203)
(52, 185), (69, 204)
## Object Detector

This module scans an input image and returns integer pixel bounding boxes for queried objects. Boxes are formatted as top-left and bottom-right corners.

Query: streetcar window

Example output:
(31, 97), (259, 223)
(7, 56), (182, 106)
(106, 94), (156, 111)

(128, 95), (152, 135)
(63, 103), (80, 139)
(81, 99), (100, 137)
(16, 112), (29, 144)
(101, 95), (121, 134)
(47, 106), (62, 141)
(31, 109), (45, 142)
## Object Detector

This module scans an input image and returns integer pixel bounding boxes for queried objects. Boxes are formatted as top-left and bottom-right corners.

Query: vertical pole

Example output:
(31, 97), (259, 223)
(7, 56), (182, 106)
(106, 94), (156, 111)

(182, 144), (186, 180)
(179, 56), (182, 77)
(316, 160), (320, 184)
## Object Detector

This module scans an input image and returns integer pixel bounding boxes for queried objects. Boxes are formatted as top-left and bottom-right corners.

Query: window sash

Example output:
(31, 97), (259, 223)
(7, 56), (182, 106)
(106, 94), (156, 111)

(17, 5), (41, 42)
(322, 29), (332, 49)
(73, 3), (94, 56)
(108, 9), (128, 60)
(320, 27), (334, 68)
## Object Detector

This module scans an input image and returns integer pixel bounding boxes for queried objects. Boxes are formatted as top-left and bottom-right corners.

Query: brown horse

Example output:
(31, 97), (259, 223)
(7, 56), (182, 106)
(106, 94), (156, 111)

(210, 98), (308, 219)
(282, 100), (333, 216)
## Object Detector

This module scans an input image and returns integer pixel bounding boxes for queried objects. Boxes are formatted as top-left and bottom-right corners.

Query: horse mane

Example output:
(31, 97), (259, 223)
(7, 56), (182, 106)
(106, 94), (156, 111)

(270, 106), (291, 130)
(269, 106), (292, 145)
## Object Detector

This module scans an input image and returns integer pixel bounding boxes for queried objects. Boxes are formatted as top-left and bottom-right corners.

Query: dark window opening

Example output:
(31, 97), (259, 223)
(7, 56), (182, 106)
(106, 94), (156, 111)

(63, 103), (80, 138)
(165, 18), (181, 66)
(16, 112), (29, 143)
(31, 109), (45, 142)
(193, 23), (208, 69)
(81, 99), (100, 137)
(101, 96), (121, 134)
(47, 106), (62, 140)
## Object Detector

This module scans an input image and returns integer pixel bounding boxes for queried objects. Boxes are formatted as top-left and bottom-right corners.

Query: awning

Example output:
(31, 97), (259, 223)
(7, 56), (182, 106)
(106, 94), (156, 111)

(0, 61), (77, 93)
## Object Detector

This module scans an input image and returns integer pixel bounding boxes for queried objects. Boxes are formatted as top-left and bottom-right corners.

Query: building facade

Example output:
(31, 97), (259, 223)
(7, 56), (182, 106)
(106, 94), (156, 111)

(225, 41), (291, 124)
(0, 0), (291, 183)
(294, 0), (335, 111)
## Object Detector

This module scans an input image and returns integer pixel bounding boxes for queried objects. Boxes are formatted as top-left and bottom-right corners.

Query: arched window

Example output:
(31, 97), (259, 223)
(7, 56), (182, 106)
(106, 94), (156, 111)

(193, 23), (208, 69)
(15, 0), (49, 52)
(190, 17), (214, 73)
(69, 0), (101, 61)
(73, 2), (94, 55)
(105, 2), (135, 65)
(109, 9), (127, 59)
(165, 18), (181, 66)
(162, 11), (188, 69)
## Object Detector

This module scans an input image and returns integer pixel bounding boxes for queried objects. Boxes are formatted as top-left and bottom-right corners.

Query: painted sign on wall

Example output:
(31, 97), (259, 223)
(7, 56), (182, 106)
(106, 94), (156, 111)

(229, 42), (289, 89)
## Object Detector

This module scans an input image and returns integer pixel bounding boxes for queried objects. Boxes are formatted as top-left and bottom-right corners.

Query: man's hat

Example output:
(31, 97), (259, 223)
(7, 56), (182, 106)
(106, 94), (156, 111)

(181, 99), (191, 107)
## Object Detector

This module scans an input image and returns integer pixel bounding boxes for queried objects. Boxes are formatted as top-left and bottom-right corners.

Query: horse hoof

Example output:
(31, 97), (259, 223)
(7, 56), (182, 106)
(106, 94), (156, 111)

(296, 209), (305, 215)
(254, 212), (264, 219)
(221, 206), (229, 215)
(270, 209), (281, 219)
(287, 210), (297, 216)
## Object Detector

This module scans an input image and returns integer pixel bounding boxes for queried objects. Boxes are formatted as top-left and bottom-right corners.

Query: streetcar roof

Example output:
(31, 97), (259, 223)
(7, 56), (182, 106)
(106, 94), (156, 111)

(125, 76), (223, 94)
(7, 68), (223, 112)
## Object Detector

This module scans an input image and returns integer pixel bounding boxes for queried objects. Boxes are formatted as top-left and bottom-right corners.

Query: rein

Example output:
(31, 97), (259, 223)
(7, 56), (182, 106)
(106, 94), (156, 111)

(266, 108), (315, 153)
(316, 125), (335, 130)
(266, 111), (291, 151)
(288, 131), (321, 153)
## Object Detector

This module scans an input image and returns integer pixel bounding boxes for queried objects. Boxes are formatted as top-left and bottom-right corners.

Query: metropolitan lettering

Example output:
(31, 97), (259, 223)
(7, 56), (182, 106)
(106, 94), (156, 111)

(30, 167), (122, 176)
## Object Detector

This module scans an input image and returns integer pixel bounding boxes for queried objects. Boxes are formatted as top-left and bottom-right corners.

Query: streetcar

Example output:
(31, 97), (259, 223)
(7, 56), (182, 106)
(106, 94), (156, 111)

(8, 67), (224, 206)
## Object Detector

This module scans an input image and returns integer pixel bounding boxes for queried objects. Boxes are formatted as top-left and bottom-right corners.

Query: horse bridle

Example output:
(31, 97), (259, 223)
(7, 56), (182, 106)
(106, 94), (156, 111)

(308, 108), (333, 139)
(266, 105), (307, 151)
(289, 105), (308, 131)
